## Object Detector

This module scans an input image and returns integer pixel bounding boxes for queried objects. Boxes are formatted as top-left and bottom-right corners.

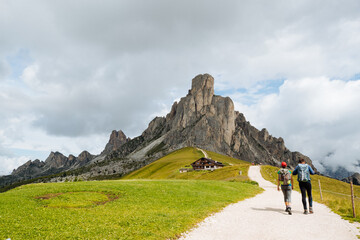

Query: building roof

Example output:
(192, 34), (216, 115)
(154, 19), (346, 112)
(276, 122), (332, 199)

(191, 158), (224, 167)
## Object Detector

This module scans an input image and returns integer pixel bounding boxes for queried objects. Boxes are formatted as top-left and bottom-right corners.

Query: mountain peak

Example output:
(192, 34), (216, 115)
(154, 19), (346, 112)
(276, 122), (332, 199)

(102, 130), (130, 155)
(190, 74), (214, 94)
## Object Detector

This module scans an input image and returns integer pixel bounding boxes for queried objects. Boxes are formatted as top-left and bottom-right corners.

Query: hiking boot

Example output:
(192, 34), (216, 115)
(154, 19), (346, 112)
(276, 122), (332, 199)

(309, 207), (314, 214)
(287, 207), (292, 215)
(304, 209), (308, 215)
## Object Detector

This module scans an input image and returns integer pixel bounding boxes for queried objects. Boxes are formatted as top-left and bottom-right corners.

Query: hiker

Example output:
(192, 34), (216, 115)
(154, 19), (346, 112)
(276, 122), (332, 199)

(277, 161), (293, 215)
(292, 158), (315, 214)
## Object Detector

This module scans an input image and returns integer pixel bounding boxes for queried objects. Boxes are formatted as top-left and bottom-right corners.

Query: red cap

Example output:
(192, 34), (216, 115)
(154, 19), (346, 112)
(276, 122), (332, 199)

(281, 162), (287, 167)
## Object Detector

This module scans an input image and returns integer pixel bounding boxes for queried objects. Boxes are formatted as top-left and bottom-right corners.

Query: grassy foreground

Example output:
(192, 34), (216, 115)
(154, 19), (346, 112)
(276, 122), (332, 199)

(0, 179), (262, 240)
(123, 147), (251, 182)
(261, 165), (360, 222)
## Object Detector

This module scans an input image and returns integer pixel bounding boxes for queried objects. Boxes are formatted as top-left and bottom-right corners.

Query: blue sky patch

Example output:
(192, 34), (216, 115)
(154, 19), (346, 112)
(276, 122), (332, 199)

(215, 87), (247, 96)
(255, 78), (285, 95)
(6, 48), (33, 80)
(215, 78), (285, 106)
(349, 73), (360, 81)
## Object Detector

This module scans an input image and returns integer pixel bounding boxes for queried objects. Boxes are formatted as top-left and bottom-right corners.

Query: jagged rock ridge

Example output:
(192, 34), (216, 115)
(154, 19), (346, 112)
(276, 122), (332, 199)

(1, 130), (131, 187)
(102, 130), (130, 155)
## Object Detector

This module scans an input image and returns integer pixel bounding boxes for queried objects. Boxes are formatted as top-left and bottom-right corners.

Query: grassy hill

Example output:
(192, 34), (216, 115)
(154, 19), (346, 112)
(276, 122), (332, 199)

(0, 179), (261, 239)
(0, 147), (263, 239)
(261, 165), (360, 222)
(123, 147), (251, 182)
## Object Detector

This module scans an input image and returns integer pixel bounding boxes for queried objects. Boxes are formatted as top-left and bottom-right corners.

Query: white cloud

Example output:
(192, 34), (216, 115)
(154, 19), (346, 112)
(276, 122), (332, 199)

(21, 63), (40, 88)
(235, 77), (360, 173)
(0, 59), (10, 79)
(1, 0), (360, 173)
(0, 155), (29, 176)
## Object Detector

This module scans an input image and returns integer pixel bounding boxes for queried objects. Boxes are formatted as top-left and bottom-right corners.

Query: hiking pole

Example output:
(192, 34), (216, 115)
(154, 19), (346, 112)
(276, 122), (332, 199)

(350, 180), (356, 218)
(318, 179), (323, 201)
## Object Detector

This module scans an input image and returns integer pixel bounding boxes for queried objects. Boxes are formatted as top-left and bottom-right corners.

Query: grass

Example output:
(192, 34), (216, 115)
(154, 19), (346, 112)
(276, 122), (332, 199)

(123, 147), (251, 182)
(261, 165), (360, 222)
(0, 179), (262, 240)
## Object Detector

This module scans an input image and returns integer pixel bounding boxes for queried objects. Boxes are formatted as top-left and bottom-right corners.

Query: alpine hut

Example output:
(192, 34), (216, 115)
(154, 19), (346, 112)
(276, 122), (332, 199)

(191, 158), (224, 171)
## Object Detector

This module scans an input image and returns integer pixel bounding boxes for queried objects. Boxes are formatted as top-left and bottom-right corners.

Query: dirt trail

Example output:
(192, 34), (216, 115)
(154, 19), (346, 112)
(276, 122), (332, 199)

(180, 166), (360, 240)
(197, 148), (209, 158)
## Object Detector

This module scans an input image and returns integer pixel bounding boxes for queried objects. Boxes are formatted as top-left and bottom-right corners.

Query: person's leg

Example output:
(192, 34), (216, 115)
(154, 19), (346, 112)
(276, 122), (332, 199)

(305, 181), (313, 213)
(286, 186), (292, 215)
(282, 185), (292, 214)
(281, 185), (288, 208)
(299, 181), (308, 213)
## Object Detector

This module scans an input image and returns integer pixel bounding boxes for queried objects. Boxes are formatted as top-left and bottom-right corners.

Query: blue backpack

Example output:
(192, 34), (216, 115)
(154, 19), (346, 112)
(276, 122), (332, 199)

(298, 164), (310, 182)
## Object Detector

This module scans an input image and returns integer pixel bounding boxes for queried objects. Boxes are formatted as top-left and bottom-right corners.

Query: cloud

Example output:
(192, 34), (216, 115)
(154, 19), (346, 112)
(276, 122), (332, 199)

(1, 1), (360, 173)
(234, 77), (360, 173)
(0, 59), (10, 79)
(0, 155), (29, 176)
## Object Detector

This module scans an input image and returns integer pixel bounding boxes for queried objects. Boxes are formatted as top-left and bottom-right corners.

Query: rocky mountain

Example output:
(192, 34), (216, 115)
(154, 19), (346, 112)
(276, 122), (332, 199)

(84, 73), (316, 181)
(1, 74), (317, 189)
(319, 164), (354, 181)
(343, 173), (360, 185)
(137, 74), (314, 169)
(0, 150), (96, 187)
(102, 130), (130, 155)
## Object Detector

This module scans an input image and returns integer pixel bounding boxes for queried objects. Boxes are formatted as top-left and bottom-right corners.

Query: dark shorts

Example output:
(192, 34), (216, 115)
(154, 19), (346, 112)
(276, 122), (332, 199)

(281, 185), (292, 203)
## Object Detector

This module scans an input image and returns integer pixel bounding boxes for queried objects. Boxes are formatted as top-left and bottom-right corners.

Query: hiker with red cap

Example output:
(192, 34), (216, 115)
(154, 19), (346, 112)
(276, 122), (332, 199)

(277, 161), (294, 215)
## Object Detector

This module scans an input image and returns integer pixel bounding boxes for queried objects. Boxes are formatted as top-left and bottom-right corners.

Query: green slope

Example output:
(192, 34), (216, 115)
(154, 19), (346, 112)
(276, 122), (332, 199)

(0, 147), (263, 239)
(261, 165), (360, 222)
(123, 147), (251, 181)
(0, 179), (261, 240)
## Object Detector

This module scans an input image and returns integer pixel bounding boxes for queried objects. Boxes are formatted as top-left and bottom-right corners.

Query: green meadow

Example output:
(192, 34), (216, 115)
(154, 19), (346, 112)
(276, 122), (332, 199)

(0, 148), (262, 239)
(261, 165), (360, 222)
(123, 147), (251, 182)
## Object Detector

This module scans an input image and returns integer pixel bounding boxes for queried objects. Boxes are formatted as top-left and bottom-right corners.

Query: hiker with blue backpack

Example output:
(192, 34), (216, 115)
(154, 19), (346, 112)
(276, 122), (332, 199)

(293, 158), (315, 214)
(277, 161), (293, 215)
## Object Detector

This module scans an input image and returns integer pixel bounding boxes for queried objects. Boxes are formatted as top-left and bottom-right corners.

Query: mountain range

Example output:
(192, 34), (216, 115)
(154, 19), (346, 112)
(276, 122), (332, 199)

(2, 74), (356, 189)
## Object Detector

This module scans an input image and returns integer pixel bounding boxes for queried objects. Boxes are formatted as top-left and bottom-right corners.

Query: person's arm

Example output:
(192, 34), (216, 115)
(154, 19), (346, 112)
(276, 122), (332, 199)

(308, 166), (315, 175)
(292, 166), (298, 175)
(291, 174), (294, 189)
(277, 173), (280, 191)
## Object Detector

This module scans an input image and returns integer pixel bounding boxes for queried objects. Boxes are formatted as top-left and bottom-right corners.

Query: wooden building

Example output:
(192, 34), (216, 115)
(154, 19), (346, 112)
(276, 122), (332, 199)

(191, 158), (224, 171)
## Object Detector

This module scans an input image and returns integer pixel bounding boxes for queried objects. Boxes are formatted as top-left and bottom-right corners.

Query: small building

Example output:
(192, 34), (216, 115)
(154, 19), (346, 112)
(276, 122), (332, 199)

(191, 158), (224, 171)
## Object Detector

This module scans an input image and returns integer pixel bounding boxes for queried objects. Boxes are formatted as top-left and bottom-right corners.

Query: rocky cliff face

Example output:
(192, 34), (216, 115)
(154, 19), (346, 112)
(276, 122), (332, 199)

(342, 173), (360, 185)
(11, 159), (45, 176)
(8, 150), (96, 182)
(136, 74), (315, 170)
(231, 112), (312, 168)
(44, 152), (69, 169)
(141, 74), (236, 156)
(2, 73), (317, 189)
(102, 130), (130, 155)
(3, 142), (100, 188)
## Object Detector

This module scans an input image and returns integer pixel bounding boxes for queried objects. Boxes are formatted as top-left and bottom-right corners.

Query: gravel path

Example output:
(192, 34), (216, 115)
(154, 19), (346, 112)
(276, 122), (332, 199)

(197, 148), (209, 158)
(179, 166), (360, 240)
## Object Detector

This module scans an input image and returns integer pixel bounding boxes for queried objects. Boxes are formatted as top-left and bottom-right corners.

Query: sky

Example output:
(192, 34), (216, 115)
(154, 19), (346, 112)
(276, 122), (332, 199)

(1, 0), (360, 175)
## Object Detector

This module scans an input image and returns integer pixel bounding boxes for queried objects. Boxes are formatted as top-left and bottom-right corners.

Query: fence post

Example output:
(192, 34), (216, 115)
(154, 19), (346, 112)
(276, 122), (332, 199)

(350, 180), (356, 218)
(318, 179), (323, 201)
